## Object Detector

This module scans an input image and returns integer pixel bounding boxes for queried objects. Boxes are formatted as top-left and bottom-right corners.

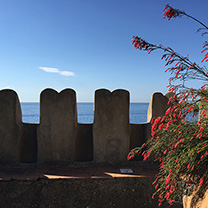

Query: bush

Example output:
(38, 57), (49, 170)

(128, 4), (208, 206)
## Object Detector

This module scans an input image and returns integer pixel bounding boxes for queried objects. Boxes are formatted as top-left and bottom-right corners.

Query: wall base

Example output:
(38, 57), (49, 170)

(0, 165), (183, 208)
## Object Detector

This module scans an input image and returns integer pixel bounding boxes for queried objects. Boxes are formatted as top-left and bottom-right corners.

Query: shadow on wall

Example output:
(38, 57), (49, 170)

(0, 88), (172, 166)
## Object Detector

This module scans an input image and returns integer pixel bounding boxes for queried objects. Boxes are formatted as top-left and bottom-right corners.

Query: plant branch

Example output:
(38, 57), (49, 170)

(183, 12), (208, 30)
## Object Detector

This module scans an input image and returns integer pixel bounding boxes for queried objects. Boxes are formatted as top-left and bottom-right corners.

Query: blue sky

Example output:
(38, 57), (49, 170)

(0, 0), (208, 102)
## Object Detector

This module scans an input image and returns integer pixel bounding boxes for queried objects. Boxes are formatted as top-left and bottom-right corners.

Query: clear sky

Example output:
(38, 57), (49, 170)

(0, 0), (208, 102)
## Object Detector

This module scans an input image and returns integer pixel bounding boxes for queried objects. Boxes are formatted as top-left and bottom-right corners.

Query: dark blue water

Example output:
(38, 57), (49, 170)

(20, 103), (149, 124)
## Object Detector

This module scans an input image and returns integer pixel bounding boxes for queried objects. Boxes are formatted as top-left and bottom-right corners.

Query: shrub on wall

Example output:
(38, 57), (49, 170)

(128, 4), (208, 206)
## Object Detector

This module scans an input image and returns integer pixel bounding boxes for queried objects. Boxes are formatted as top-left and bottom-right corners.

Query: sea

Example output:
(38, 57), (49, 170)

(20, 102), (149, 124)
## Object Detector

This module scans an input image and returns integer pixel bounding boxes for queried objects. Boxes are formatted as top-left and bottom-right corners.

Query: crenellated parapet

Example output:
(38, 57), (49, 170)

(0, 88), (171, 165)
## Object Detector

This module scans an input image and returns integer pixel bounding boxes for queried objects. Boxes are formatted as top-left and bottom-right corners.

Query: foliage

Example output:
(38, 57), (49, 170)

(128, 4), (208, 206)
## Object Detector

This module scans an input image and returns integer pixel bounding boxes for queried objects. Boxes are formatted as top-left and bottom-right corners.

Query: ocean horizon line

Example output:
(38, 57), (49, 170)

(20, 102), (149, 104)
(20, 102), (149, 124)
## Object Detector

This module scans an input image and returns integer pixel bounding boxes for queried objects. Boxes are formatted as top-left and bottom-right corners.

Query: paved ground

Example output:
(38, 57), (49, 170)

(0, 164), (158, 181)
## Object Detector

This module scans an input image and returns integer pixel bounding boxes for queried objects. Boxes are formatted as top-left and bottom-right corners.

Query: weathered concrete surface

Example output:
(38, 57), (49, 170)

(147, 92), (170, 122)
(0, 177), (182, 208)
(0, 88), (173, 165)
(165, 92), (174, 100)
(93, 89), (130, 163)
(183, 189), (208, 208)
(18, 123), (37, 163)
(38, 88), (77, 164)
(0, 89), (22, 164)
(75, 124), (93, 162)
(130, 123), (150, 149)
(130, 123), (150, 160)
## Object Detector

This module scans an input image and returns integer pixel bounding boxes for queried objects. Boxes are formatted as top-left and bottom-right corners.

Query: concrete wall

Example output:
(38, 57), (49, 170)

(147, 92), (170, 122)
(37, 89), (77, 164)
(0, 177), (183, 208)
(0, 89), (170, 165)
(93, 89), (130, 163)
(75, 123), (93, 162)
(18, 123), (37, 163)
(0, 90), (22, 164)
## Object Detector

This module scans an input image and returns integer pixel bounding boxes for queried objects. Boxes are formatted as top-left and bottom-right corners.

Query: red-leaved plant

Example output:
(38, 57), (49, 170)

(128, 4), (208, 206)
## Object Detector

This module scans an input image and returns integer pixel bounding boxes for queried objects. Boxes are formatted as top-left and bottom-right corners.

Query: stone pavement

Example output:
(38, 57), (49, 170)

(0, 165), (158, 181)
